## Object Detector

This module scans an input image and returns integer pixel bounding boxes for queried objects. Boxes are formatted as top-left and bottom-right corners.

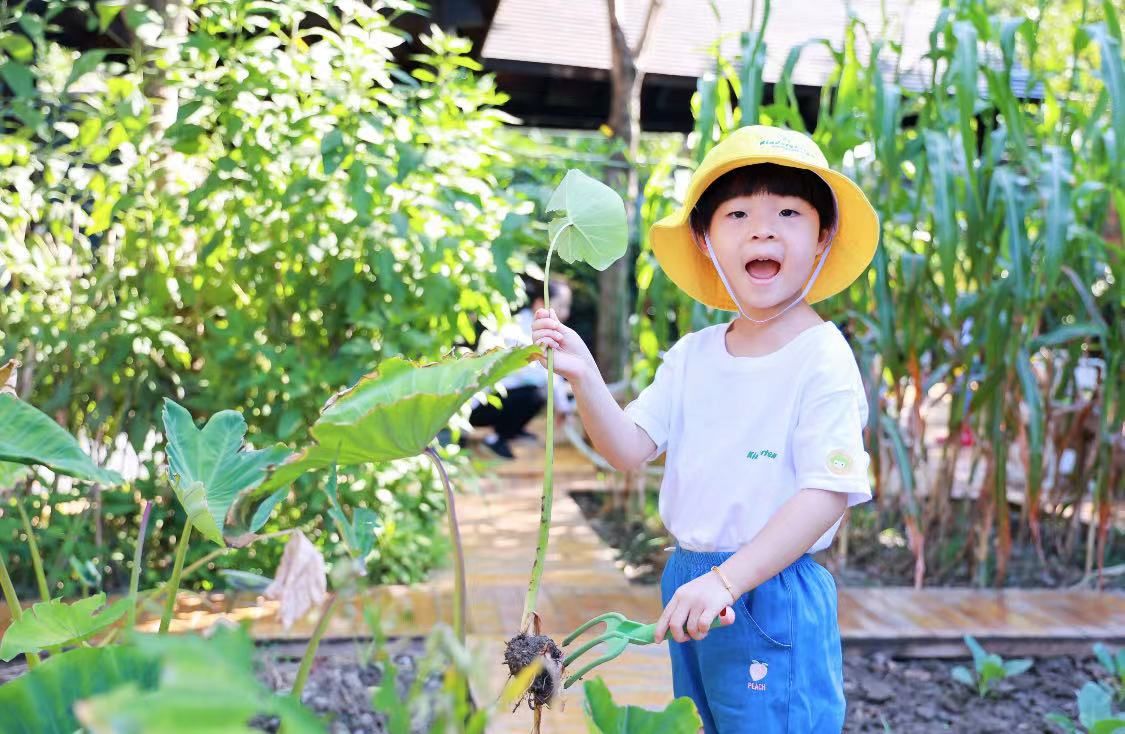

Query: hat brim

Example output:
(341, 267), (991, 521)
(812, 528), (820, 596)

(649, 156), (880, 310)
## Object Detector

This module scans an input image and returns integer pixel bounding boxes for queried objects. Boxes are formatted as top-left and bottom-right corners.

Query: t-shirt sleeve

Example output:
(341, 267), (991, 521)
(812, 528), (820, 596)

(623, 335), (688, 462)
(791, 365), (872, 507)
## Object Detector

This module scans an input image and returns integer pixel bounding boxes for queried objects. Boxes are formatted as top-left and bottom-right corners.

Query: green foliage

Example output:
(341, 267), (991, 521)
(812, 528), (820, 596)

(75, 626), (324, 733)
(1046, 681), (1125, 733)
(582, 677), (703, 733)
(546, 169), (629, 271)
(1095, 643), (1125, 696)
(951, 635), (1033, 697)
(0, 646), (160, 734)
(0, 395), (123, 486)
(633, 0), (1125, 585)
(1, 0), (536, 591)
(161, 399), (290, 547)
(257, 346), (539, 495)
(0, 593), (130, 661)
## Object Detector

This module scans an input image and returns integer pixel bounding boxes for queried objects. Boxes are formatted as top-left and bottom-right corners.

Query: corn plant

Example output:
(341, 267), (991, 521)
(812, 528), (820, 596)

(633, 0), (1124, 588)
(951, 634), (1033, 697)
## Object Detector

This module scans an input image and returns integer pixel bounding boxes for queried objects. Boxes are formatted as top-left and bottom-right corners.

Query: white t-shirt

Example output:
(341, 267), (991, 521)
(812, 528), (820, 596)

(623, 319), (872, 553)
(471, 309), (573, 412)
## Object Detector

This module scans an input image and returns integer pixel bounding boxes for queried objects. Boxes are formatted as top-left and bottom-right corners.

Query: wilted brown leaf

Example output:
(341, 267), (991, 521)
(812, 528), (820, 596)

(264, 531), (327, 629)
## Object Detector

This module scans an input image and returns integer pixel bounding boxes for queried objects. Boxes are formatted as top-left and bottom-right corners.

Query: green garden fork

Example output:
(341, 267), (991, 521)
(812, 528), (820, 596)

(561, 606), (734, 689)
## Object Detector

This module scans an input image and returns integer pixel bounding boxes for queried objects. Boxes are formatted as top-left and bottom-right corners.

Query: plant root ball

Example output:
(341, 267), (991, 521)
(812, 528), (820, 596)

(503, 632), (564, 710)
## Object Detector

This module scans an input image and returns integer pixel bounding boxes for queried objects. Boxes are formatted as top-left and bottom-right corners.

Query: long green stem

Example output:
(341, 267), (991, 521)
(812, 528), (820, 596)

(0, 555), (39, 669)
(15, 494), (50, 603)
(522, 249), (557, 632)
(127, 502), (154, 630)
(425, 447), (466, 643)
(158, 518), (192, 634)
(291, 594), (341, 701)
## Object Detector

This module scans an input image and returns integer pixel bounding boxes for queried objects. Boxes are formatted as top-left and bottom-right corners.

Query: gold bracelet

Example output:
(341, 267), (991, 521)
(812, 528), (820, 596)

(711, 565), (737, 604)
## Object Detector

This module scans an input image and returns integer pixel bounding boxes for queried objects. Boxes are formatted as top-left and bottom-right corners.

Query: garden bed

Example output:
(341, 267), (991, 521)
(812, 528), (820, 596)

(843, 650), (1107, 733)
(0, 633), (1114, 732)
(253, 637), (440, 733)
(570, 490), (1124, 591)
(252, 642), (1120, 733)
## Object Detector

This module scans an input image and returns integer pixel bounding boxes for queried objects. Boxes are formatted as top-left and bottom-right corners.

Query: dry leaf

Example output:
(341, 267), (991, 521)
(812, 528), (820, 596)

(0, 360), (18, 396)
(264, 531), (327, 629)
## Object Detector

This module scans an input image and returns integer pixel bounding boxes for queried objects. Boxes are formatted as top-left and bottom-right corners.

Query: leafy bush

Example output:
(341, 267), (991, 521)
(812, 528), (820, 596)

(1, 0), (533, 590)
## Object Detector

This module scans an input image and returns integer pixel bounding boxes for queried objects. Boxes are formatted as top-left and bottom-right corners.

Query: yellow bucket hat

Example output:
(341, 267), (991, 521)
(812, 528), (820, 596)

(649, 125), (880, 310)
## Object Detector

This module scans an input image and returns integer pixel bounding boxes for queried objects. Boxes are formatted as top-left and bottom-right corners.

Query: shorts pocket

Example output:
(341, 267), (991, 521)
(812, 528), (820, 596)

(736, 573), (794, 650)
(736, 592), (793, 650)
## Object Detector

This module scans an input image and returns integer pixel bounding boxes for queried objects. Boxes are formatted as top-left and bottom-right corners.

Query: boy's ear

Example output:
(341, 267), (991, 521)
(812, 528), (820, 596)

(816, 226), (832, 253)
(690, 228), (707, 254)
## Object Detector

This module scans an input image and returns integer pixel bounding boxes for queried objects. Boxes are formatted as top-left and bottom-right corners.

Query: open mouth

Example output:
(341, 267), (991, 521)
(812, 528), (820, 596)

(745, 257), (782, 282)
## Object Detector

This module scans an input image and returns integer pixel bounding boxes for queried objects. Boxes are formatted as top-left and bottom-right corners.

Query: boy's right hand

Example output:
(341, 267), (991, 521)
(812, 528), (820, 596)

(530, 308), (597, 383)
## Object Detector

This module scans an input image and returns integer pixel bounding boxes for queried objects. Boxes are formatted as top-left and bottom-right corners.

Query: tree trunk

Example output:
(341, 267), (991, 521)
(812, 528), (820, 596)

(599, 0), (661, 384)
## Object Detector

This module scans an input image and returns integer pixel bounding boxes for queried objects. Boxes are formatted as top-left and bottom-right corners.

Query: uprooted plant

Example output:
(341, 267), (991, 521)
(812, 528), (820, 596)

(499, 169), (628, 720)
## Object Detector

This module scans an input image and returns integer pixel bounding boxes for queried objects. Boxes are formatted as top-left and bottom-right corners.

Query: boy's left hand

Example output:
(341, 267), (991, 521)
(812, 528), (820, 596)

(654, 572), (738, 644)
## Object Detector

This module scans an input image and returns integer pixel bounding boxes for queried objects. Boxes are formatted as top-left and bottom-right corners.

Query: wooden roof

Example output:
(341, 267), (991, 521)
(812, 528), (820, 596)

(481, 0), (1034, 95)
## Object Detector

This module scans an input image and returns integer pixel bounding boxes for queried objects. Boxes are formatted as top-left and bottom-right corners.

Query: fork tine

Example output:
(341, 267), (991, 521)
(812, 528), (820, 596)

(562, 612), (626, 647)
(563, 632), (611, 667)
(562, 637), (630, 689)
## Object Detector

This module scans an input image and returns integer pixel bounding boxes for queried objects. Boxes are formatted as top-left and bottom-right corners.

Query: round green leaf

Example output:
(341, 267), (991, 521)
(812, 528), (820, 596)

(546, 169), (628, 271)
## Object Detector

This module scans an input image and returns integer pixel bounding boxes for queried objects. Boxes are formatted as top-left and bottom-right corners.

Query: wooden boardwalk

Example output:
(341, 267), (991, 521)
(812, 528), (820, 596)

(2, 426), (1123, 733)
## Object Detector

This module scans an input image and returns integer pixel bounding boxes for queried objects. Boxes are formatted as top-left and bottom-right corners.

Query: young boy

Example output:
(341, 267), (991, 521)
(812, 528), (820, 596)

(530, 126), (878, 732)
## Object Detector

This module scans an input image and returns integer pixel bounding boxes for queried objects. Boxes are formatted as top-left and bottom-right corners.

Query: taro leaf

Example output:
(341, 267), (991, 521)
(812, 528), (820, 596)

(583, 676), (702, 734)
(253, 345), (539, 496)
(0, 394), (123, 486)
(0, 645), (159, 734)
(546, 169), (628, 271)
(74, 625), (325, 733)
(0, 594), (132, 661)
(161, 399), (291, 547)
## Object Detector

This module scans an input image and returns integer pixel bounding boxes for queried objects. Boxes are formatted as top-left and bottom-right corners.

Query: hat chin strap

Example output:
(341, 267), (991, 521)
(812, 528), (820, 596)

(703, 231), (833, 325)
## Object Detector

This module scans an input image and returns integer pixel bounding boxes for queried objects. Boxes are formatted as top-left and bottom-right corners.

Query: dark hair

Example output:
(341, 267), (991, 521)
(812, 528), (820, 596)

(524, 275), (571, 305)
(689, 163), (836, 239)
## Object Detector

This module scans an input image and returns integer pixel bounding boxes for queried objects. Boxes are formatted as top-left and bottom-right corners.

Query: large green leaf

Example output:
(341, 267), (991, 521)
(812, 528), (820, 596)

(161, 399), (291, 547)
(0, 646), (159, 734)
(546, 169), (628, 271)
(254, 345), (539, 495)
(583, 677), (702, 733)
(74, 626), (325, 733)
(0, 594), (132, 661)
(0, 394), (123, 486)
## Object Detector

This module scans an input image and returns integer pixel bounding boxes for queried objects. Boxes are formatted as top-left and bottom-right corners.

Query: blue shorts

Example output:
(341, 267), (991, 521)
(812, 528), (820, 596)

(661, 546), (845, 733)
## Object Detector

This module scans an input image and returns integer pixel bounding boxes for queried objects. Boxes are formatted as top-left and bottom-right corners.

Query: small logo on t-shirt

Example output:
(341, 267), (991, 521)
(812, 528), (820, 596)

(826, 449), (854, 475)
(748, 659), (769, 690)
(746, 449), (778, 461)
